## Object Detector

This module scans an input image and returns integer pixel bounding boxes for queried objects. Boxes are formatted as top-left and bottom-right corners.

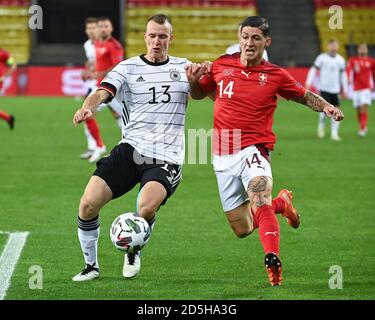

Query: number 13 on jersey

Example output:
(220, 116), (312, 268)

(218, 80), (234, 98)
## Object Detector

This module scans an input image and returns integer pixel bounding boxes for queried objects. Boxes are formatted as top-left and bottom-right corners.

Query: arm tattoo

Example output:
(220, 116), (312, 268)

(291, 90), (329, 112)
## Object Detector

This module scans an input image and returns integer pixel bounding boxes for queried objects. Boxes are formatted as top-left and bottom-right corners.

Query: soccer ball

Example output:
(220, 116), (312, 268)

(110, 213), (151, 253)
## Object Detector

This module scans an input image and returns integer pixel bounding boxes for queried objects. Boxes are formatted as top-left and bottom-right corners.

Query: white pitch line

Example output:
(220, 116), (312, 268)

(0, 232), (29, 300)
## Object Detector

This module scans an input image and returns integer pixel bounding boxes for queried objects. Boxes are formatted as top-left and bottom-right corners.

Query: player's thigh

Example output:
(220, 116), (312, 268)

(80, 176), (113, 218)
(139, 162), (182, 214)
(94, 143), (140, 199)
(360, 89), (372, 108)
(137, 181), (168, 218)
(239, 146), (273, 212)
(215, 170), (248, 213)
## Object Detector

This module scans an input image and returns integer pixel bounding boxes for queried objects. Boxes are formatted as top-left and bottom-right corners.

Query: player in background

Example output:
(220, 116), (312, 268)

(0, 47), (16, 130)
(226, 24), (268, 61)
(72, 14), (205, 281)
(81, 17), (125, 163)
(80, 17), (101, 160)
(186, 16), (344, 286)
(346, 43), (375, 138)
(94, 16), (124, 121)
(306, 39), (347, 141)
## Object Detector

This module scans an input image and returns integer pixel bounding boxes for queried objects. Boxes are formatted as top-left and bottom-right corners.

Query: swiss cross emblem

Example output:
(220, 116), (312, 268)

(259, 73), (268, 85)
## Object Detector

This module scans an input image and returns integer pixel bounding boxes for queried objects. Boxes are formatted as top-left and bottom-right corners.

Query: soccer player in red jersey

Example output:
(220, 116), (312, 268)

(0, 47), (16, 130)
(186, 16), (344, 286)
(346, 43), (375, 137)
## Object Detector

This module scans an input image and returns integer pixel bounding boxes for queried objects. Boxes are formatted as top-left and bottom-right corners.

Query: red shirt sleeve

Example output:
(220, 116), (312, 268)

(198, 73), (216, 93)
(277, 69), (306, 100)
(110, 40), (124, 66)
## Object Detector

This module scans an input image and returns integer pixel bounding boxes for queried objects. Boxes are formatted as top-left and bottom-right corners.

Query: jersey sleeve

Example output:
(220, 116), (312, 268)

(198, 73), (216, 93)
(277, 69), (306, 100)
(98, 62), (127, 100)
(313, 54), (323, 69)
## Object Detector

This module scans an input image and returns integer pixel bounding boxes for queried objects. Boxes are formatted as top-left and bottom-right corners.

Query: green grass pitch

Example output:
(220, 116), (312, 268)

(0, 96), (374, 300)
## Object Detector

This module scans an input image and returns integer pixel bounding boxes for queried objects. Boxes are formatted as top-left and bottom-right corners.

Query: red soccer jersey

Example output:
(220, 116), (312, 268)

(199, 53), (306, 154)
(0, 48), (10, 78)
(346, 56), (375, 91)
(95, 37), (124, 83)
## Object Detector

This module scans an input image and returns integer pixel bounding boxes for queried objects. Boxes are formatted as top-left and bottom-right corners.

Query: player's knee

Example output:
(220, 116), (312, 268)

(79, 195), (99, 219)
(137, 202), (158, 220)
(231, 225), (253, 238)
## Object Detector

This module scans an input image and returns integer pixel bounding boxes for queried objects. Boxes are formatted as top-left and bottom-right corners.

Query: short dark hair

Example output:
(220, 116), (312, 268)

(98, 17), (112, 23)
(147, 13), (173, 30)
(240, 16), (270, 37)
(85, 17), (97, 25)
(328, 39), (338, 44)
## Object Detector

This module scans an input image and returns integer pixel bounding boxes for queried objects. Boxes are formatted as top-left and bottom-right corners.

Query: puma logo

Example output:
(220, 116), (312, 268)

(265, 231), (278, 236)
(241, 71), (251, 78)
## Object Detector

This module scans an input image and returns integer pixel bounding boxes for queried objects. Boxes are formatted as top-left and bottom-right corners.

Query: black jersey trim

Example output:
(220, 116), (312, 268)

(140, 54), (170, 66)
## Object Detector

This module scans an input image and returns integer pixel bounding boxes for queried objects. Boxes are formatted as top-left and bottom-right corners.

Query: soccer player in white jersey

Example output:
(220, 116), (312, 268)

(306, 39), (347, 141)
(71, 14), (206, 281)
(80, 17), (124, 163)
(80, 17), (99, 160)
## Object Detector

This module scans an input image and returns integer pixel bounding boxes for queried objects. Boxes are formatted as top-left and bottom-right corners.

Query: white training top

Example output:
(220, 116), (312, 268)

(83, 39), (97, 89)
(84, 39), (96, 62)
(100, 55), (191, 165)
(308, 53), (346, 94)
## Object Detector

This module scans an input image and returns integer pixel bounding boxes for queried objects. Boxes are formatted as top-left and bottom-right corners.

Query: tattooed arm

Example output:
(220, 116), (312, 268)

(291, 90), (344, 121)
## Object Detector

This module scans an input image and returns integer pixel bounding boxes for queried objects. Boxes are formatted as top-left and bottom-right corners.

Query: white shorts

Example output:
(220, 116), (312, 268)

(352, 89), (372, 108)
(213, 145), (273, 212)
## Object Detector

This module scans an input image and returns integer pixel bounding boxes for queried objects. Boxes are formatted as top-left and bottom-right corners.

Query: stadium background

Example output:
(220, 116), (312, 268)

(0, 0), (374, 300)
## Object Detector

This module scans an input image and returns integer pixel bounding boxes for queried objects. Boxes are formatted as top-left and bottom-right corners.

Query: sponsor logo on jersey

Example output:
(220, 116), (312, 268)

(136, 76), (145, 82)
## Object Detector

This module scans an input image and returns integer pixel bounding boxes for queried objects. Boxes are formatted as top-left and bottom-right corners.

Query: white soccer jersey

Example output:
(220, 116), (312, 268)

(84, 39), (96, 62)
(313, 53), (346, 94)
(83, 40), (97, 89)
(99, 55), (191, 165)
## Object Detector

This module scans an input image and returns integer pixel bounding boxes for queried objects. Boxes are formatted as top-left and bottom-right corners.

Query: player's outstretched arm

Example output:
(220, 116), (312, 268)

(73, 89), (111, 126)
(291, 90), (344, 121)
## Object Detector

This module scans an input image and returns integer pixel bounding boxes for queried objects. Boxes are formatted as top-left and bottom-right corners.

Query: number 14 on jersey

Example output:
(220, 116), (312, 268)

(218, 80), (234, 98)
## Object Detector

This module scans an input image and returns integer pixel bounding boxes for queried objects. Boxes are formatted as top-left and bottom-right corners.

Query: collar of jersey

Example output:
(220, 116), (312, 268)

(140, 54), (169, 66)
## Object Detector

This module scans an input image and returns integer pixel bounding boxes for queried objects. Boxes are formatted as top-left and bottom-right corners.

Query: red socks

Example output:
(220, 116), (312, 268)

(253, 205), (280, 256)
(85, 118), (104, 148)
(358, 111), (368, 130)
(0, 111), (11, 121)
(272, 197), (285, 214)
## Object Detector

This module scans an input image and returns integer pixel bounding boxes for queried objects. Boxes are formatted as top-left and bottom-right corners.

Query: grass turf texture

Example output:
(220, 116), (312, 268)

(0, 96), (374, 300)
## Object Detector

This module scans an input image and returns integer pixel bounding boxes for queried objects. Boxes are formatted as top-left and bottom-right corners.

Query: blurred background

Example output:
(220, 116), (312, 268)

(0, 0), (374, 96)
